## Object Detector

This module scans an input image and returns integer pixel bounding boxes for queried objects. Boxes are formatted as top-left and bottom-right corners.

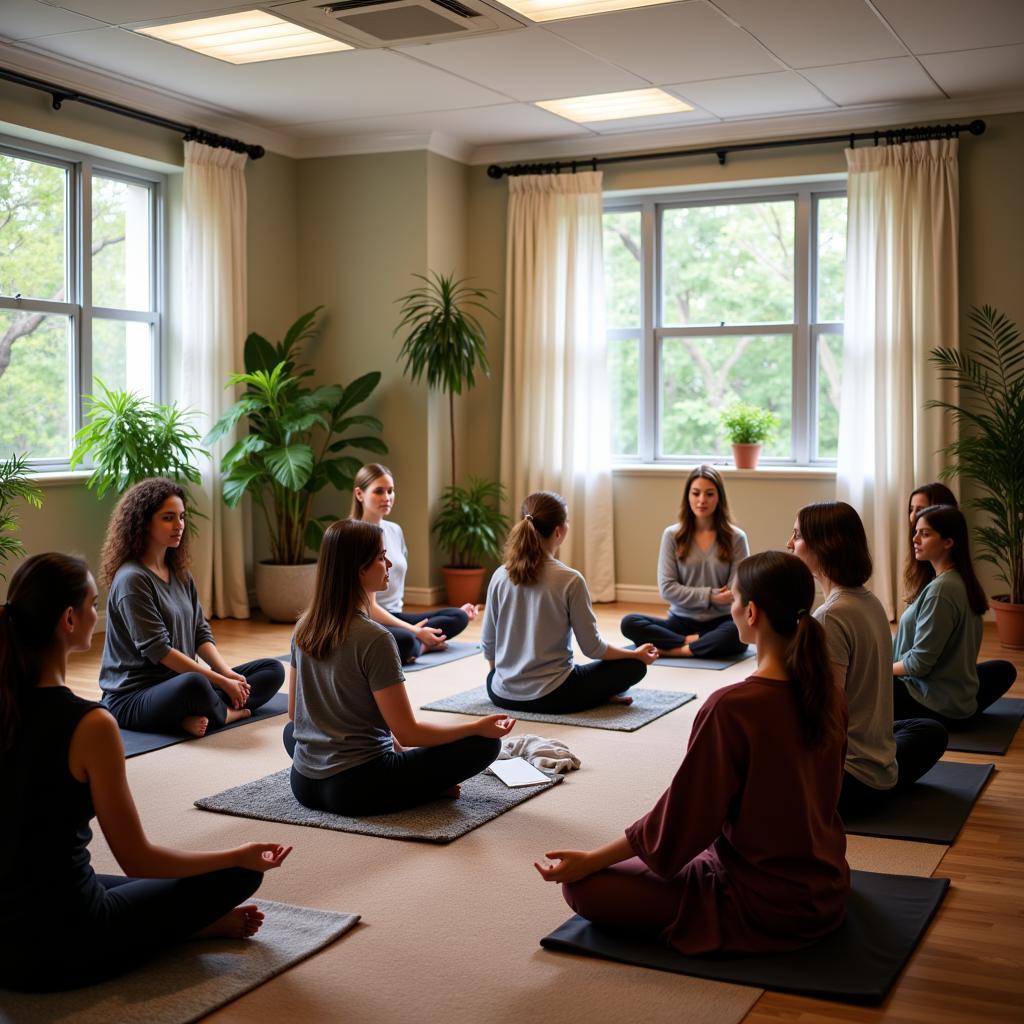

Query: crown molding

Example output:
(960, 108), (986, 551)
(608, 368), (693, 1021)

(467, 91), (1024, 167)
(295, 129), (473, 163)
(0, 39), (299, 159)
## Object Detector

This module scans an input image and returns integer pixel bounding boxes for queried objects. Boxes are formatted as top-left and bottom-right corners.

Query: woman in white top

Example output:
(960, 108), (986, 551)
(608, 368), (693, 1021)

(351, 463), (475, 664)
(621, 465), (749, 659)
(788, 501), (946, 815)
(482, 491), (658, 713)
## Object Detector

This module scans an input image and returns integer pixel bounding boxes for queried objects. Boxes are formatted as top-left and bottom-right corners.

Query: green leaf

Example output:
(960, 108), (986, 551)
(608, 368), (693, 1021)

(264, 445), (314, 490)
(243, 333), (278, 374)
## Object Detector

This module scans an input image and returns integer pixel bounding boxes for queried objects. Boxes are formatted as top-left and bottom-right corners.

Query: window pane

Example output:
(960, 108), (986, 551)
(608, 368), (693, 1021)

(0, 310), (71, 459)
(604, 210), (641, 328)
(816, 333), (843, 460)
(660, 335), (791, 458)
(816, 196), (847, 322)
(608, 335), (639, 457)
(92, 319), (155, 396)
(0, 152), (67, 302)
(661, 201), (794, 327)
(92, 176), (151, 310)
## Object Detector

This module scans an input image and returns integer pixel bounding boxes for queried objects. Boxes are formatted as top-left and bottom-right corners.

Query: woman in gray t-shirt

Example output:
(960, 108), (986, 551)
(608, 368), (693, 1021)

(282, 518), (514, 816)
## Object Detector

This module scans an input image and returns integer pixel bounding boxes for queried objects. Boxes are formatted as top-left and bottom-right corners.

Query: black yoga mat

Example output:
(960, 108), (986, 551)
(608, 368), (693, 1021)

(540, 869), (949, 1005)
(842, 760), (994, 844)
(120, 691), (288, 759)
(943, 698), (1024, 754)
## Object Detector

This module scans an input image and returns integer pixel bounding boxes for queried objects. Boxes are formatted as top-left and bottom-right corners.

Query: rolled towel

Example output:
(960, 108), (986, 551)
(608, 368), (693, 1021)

(499, 733), (581, 774)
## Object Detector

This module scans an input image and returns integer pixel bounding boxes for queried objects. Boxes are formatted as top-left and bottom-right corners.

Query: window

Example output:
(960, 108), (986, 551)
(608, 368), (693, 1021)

(0, 139), (162, 468)
(604, 182), (846, 465)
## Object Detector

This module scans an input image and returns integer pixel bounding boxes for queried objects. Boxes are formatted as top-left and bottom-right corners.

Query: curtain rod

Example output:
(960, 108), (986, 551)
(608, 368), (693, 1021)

(486, 118), (986, 180)
(0, 66), (266, 160)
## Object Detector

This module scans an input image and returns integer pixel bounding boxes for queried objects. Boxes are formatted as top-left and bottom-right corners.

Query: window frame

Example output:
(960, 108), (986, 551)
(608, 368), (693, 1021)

(0, 134), (165, 471)
(604, 179), (846, 467)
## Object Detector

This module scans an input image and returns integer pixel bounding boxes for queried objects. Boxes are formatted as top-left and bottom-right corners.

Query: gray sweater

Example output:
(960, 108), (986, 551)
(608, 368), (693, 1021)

(482, 558), (608, 702)
(99, 562), (214, 697)
(657, 523), (750, 621)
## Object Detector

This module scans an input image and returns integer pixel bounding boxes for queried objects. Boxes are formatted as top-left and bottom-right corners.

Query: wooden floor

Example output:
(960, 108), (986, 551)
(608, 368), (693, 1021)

(67, 603), (1024, 1024)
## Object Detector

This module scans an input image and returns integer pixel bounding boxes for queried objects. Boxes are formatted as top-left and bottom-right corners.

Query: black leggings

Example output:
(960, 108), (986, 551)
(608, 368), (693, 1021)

(282, 720), (499, 816)
(620, 612), (746, 659)
(485, 659), (646, 714)
(838, 717), (949, 816)
(1, 867), (262, 992)
(892, 659), (1017, 729)
(386, 608), (470, 664)
(104, 658), (284, 734)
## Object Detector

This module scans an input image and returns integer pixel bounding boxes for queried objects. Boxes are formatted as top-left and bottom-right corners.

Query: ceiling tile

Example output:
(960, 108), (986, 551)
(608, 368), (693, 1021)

(713, 0), (905, 68)
(920, 44), (1024, 98)
(585, 107), (720, 133)
(0, 0), (106, 38)
(873, 0), (1024, 55)
(803, 57), (944, 106)
(668, 71), (834, 118)
(397, 26), (646, 101)
(547, 0), (781, 84)
(49, 0), (269, 22)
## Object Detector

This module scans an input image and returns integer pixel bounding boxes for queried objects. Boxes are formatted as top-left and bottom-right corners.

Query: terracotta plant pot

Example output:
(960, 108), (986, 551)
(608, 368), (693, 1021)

(255, 560), (317, 623)
(442, 566), (487, 607)
(991, 595), (1024, 650)
(731, 442), (763, 469)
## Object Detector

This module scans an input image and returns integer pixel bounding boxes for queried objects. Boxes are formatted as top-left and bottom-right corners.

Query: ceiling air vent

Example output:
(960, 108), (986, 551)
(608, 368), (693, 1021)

(272, 0), (526, 47)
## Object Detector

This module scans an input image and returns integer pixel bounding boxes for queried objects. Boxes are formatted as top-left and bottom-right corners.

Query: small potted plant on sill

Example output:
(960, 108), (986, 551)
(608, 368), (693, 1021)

(928, 305), (1024, 649)
(0, 452), (43, 579)
(720, 401), (779, 470)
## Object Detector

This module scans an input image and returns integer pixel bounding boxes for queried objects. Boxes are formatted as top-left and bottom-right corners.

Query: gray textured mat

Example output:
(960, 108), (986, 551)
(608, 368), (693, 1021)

(420, 686), (696, 731)
(0, 900), (359, 1024)
(195, 767), (562, 843)
(944, 698), (1024, 754)
(277, 640), (482, 673)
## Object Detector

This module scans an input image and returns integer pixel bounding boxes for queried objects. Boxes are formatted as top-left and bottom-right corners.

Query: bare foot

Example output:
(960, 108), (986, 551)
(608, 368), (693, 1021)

(225, 707), (253, 725)
(684, 633), (700, 645)
(607, 694), (634, 705)
(664, 645), (691, 657)
(442, 784), (462, 799)
(194, 904), (264, 940)
(182, 715), (209, 737)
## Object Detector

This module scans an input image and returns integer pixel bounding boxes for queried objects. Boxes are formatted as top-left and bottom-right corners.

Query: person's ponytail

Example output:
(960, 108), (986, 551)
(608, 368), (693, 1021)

(504, 492), (568, 586)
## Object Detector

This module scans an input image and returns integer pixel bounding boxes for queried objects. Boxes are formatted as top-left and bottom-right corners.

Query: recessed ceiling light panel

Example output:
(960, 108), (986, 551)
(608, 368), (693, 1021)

(136, 10), (353, 64)
(499, 0), (674, 23)
(536, 88), (693, 123)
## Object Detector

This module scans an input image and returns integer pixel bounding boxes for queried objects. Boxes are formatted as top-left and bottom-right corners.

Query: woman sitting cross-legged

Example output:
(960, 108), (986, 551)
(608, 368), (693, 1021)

(0, 554), (291, 993)
(788, 501), (947, 816)
(893, 504), (1017, 728)
(282, 518), (514, 816)
(620, 465), (749, 660)
(536, 551), (850, 955)
(482, 491), (658, 715)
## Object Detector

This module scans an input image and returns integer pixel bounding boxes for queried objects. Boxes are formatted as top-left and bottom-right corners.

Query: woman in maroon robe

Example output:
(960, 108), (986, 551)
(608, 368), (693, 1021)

(536, 550), (850, 954)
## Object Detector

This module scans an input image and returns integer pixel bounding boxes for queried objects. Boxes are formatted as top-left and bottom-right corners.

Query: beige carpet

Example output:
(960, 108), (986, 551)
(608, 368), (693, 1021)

(82, 649), (944, 1023)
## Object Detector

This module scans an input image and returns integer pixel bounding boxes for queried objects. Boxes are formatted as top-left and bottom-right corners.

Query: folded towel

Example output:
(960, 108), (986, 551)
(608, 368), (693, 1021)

(499, 733), (581, 774)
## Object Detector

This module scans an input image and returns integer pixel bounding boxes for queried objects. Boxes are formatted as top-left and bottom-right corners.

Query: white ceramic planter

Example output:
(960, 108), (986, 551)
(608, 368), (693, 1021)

(254, 561), (316, 623)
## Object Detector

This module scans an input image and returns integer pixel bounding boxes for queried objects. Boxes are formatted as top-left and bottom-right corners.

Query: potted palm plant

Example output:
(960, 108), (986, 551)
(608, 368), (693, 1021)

(929, 304), (1024, 649)
(205, 307), (388, 621)
(0, 453), (43, 580)
(396, 272), (508, 604)
(720, 401), (779, 469)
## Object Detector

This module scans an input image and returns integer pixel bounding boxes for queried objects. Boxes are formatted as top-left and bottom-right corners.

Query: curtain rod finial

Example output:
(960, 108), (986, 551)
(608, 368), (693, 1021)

(487, 164), (504, 179)
(969, 119), (986, 136)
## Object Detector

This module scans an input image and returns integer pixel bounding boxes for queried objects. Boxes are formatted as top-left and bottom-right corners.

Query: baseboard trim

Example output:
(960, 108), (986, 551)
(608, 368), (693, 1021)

(405, 585), (448, 606)
(614, 584), (663, 605)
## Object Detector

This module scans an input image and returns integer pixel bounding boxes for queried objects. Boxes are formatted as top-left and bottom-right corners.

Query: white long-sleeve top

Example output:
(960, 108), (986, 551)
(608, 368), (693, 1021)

(657, 523), (750, 622)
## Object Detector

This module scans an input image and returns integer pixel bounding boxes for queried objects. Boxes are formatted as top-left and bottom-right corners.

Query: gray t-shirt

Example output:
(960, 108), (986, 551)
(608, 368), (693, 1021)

(657, 524), (750, 622)
(815, 586), (898, 790)
(378, 519), (407, 613)
(482, 558), (608, 702)
(290, 612), (405, 779)
(99, 562), (215, 697)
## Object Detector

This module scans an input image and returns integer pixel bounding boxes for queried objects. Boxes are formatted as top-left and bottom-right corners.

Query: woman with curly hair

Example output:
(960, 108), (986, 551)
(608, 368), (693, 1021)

(98, 478), (284, 736)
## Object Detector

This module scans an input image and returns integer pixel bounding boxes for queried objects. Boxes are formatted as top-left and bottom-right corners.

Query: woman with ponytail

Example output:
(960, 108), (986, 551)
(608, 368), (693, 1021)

(536, 551), (849, 954)
(0, 554), (291, 992)
(893, 505), (1016, 725)
(482, 492), (658, 713)
(789, 502), (946, 815)
(351, 463), (474, 664)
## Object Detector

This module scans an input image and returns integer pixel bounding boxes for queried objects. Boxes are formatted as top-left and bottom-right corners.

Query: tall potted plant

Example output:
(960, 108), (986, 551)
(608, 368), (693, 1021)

(0, 453), (43, 580)
(929, 305), (1024, 648)
(205, 307), (388, 621)
(396, 272), (507, 604)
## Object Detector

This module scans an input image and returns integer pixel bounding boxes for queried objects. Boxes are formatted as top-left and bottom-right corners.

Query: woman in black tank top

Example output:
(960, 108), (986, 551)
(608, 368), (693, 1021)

(0, 554), (292, 992)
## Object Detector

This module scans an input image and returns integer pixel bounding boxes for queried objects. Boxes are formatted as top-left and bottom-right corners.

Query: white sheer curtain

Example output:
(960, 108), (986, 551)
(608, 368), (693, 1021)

(837, 139), (960, 619)
(181, 141), (250, 618)
(500, 171), (615, 600)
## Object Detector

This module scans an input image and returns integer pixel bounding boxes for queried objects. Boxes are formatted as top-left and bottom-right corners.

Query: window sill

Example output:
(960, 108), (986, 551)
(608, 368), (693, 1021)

(612, 464), (837, 481)
(28, 470), (93, 488)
